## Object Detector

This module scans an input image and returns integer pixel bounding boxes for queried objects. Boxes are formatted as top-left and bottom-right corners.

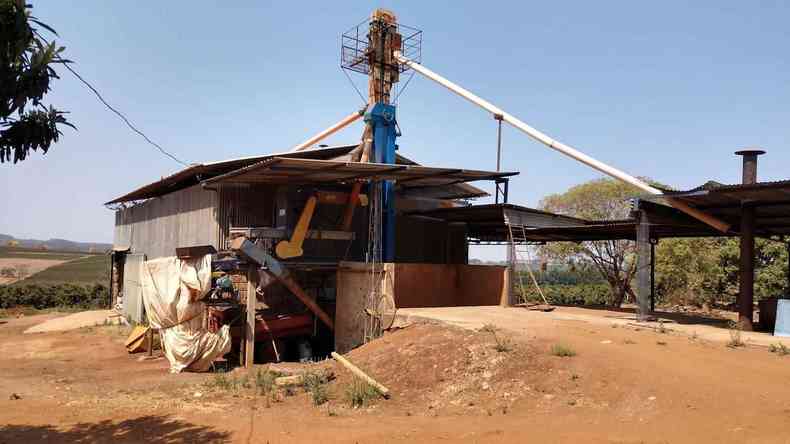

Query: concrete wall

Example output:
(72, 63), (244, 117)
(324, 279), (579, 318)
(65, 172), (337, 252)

(335, 261), (507, 352)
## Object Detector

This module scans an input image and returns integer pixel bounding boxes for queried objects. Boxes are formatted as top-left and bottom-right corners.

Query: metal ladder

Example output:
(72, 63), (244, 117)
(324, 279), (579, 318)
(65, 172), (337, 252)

(506, 223), (549, 306)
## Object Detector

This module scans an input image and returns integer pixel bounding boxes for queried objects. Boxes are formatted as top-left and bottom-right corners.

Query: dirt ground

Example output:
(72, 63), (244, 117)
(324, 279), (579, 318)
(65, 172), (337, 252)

(0, 258), (69, 285)
(1, 309), (790, 443)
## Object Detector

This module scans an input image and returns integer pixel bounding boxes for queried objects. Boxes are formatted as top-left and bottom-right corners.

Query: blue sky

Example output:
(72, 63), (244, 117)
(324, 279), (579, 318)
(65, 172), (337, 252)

(1, 1), (788, 260)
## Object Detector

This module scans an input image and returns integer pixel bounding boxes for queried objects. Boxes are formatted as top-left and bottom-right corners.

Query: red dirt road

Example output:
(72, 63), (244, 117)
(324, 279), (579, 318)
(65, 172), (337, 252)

(1, 310), (789, 443)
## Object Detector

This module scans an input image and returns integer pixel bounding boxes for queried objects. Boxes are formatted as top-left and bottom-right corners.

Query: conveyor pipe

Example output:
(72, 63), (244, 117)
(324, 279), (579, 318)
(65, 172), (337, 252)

(394, 51), (730, 233)
(290, 108), (366, 152)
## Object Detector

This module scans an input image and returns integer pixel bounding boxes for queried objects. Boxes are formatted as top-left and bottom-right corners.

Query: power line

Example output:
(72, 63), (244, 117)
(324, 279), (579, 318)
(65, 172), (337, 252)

(36, 30), (190, 167)
(60, 62), (190, 167)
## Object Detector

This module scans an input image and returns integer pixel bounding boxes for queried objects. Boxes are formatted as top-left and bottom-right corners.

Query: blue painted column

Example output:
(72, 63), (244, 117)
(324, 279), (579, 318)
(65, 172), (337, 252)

(366, 103), (398, 262)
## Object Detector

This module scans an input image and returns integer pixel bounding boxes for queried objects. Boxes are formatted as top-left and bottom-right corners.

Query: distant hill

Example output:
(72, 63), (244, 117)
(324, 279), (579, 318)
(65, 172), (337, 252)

(0, 234), (111, 253)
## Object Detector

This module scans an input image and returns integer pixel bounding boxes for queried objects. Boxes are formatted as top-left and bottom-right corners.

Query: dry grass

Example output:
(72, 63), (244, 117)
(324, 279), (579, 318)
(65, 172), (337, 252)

(550, 344), (576, 357)
(345, 378), (380, 408)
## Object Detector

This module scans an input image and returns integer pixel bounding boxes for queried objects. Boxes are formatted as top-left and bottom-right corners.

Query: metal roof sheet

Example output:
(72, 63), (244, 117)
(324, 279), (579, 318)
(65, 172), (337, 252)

(105, 145), (358, 204)
(200, 157), (517, 199)
(106, 144), (494, 204)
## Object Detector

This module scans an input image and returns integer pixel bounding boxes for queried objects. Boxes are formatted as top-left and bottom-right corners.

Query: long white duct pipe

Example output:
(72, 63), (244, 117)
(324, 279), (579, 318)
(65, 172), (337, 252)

(394, 51), (730, 233)
(290, 108), (366, 152)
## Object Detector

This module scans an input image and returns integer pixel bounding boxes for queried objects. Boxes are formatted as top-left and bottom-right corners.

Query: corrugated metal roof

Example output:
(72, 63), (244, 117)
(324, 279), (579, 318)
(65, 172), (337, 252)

(106, 144), (494, 204)
(105, 145), (358, 204)
(201, 157), (516, 199)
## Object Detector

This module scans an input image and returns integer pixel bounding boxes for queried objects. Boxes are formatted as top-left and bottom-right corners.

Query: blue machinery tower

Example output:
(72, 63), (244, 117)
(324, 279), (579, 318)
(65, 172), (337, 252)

(342, 9), (421, 262)
(367, 103), (399, 262)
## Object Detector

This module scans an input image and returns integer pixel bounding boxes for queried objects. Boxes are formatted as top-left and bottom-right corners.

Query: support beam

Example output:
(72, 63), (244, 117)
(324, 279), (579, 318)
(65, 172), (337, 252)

(231, 237), (335, 331)
(738, 205), (756, 331)
(636, 211), (652, 321)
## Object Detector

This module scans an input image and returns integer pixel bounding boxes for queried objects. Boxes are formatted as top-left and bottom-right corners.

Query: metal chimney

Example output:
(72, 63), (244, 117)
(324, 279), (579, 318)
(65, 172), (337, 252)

(735, 149), (766, 185)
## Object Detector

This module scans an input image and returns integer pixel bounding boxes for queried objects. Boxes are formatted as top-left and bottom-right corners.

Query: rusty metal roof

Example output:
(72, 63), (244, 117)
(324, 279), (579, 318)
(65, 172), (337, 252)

(201, 157), (516, 199)
(105, 145), (358, 204)
(106, 145), (497, 204)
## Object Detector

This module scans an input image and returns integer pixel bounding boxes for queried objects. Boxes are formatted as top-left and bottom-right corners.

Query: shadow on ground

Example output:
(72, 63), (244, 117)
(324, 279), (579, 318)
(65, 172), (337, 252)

(0, 415), (231, 443)
(555, 304), (734, 328)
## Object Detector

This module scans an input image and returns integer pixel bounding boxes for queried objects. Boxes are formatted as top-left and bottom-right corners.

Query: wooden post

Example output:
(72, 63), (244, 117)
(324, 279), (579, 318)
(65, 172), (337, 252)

(245, 265), (256, 369)
(636, 211), (652, 321)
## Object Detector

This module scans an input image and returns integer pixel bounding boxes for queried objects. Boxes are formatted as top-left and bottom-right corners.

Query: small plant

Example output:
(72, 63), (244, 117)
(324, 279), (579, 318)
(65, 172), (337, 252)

(769, 343), (790, 356)
(570, 373), (580, 381)
(480, 323), (512, 352)
(657, 320), (667, 334)
(493, 334), (513, 353)
(254, 368), (281, 395)
(207, 372), (234, 391)
(345, 378), (380, 408)
(479, 324), (498, 334)
(302, 369), (331, 406)
(727, 321), (745, 348)
(550, 344), (576, 357)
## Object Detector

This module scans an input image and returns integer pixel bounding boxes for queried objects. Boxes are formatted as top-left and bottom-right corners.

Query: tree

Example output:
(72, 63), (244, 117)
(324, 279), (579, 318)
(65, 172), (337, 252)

(538, 178), (642, 307)
(655, 236), (789, 308)
(1, 0), (73, 164)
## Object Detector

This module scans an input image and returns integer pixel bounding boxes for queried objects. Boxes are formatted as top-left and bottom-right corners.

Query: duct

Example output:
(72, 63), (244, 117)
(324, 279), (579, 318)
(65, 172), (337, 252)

(290, 108), (366, 152)
(393, 51), (731, 233)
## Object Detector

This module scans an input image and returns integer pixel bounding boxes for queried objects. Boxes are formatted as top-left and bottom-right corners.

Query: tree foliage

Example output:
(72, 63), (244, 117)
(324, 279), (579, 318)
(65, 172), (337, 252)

(656, 237), (788, 307)
(0, 0), (73, 163)
(538, 178), (642, 307)
(537, 178), (790, 309)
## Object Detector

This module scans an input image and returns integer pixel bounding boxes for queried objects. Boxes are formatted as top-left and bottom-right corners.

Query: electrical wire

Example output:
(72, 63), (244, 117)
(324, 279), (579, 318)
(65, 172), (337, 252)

(60, 62), (190, 167)
(35, 31), (191, 167)
(393, 68), (416, 104)
(341, 66), (368, 106)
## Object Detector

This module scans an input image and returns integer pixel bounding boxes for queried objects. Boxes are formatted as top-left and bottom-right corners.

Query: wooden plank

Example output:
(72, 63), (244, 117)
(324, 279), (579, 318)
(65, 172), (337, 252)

(331, 352), (390, 398)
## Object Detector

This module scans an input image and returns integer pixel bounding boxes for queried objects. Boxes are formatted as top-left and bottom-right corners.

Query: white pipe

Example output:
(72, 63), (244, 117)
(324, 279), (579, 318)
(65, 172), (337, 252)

(394, 51), (731, 233)
(290, 108), (366, 152)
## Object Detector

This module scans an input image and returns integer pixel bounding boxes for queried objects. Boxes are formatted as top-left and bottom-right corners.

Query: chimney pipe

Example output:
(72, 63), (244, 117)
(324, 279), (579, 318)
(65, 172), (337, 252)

(735, 149), (766, 185)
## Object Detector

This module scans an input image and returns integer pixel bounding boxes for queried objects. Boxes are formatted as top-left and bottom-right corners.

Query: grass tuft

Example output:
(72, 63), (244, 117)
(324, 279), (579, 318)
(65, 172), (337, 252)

(769, 343), (790, 356)
(550, 344), (576, 357)
(727, 321), (745, 348)
(302, 369), (331, 406)
(345, 378), (380, 408)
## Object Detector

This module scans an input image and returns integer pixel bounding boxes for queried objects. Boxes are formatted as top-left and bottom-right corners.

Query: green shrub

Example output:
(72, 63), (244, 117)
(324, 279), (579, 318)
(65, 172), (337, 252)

(520, 283), (611, 306)
(0, 283), (108, 310)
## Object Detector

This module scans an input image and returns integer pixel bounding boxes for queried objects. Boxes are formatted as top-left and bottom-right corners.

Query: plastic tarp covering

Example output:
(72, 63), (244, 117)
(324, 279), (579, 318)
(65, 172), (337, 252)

(141, 255), (231, 373)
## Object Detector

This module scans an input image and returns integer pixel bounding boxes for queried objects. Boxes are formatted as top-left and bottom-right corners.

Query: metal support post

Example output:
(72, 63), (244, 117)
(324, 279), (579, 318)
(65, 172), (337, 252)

(738, 204), (756, 331)
(636, 211), (652, 321)
(650, 239), (657, 312)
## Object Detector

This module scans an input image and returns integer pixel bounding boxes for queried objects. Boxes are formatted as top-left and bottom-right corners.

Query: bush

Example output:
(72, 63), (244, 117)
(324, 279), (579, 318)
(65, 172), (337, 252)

(520, 283), (611, 306)
(0, 283), (109, 310)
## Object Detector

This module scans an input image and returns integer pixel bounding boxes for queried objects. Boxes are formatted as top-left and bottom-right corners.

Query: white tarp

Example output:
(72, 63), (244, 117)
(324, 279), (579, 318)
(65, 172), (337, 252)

(141, 255), (231, 373)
